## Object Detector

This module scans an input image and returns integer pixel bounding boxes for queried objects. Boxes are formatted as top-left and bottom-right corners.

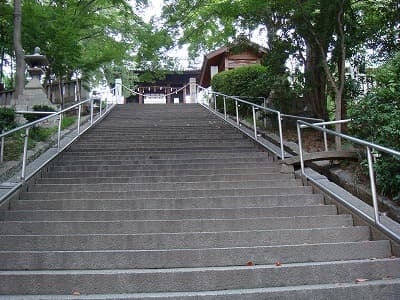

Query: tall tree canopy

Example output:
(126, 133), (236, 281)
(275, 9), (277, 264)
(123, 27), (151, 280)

(162, 0), (399, 121)
(1, 0), (176, 92)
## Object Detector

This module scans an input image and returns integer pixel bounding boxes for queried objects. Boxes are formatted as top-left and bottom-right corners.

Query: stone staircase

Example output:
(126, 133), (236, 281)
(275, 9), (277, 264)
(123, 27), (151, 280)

(0, 104), (399, 299)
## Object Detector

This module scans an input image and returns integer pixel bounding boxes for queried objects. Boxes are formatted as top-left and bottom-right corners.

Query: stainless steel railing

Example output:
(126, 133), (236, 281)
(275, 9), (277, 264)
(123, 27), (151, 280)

(0, 93), (116, 203)
(297, 119), (400, 241)
(196, 85), (325, 158)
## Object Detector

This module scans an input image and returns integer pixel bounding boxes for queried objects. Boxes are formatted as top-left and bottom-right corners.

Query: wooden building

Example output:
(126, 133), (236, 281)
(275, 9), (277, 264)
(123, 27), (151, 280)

(128, 70), (200, 104)
(199, 38), (267, 88)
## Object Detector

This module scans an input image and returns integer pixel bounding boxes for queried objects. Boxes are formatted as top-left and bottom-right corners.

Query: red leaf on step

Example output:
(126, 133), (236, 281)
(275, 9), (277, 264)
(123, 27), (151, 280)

(389, 256), (397, 259)
(275, 261), (282, 267)
(355, 278), (368, 283)
(383, 276), (392, 280)
(72, 291), (81, 296)
(247, 261), (254, 266)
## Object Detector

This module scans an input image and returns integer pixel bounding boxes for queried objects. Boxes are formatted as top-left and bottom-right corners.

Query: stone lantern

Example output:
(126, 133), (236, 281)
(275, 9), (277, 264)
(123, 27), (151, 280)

(10, 47), (57, 111)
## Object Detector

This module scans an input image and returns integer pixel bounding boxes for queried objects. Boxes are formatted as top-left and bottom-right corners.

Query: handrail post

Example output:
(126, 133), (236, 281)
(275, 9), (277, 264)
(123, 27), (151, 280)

(57, 114), (63, 151)
(223, 96), (227, 120)
(99, 98), (103, 117)
(367, 146), (381, 225)
(0, 130), (4, 163)
(277, 111), (285, 159)
(235, 100), (239, 125)
(252, 106), (257, 140)
(21, 127), (30, 181)
(90, 99), (94, 125)
(323, 125), (328, 151)
(77, 104), (82, 136)
(214, 94), (217, 111)
(297, 122), (305, 175)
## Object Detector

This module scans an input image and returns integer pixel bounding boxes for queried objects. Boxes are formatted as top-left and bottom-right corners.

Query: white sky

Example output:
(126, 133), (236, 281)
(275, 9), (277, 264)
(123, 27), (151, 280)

(142, 0), (163, 22)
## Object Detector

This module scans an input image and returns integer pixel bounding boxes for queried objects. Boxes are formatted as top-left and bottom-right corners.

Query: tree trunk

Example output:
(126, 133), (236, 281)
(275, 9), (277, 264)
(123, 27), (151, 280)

(304, 43), (328, 120)
(59, 77), (64, 109)
(0, 48), (5, 83)
(13, 0), (24, 99)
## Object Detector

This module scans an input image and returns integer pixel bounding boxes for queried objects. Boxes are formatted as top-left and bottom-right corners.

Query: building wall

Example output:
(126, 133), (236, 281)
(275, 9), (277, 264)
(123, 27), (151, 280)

(224, 51), (261, 70)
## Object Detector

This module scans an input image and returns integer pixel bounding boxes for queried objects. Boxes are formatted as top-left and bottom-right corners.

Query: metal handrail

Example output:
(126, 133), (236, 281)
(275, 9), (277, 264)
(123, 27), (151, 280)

(1, 100), (89, 139)
(196, 85), (333, 158)
(0, 94), (116, 182)
(16, 111), (56, 115)
(197, 85), (285, 158)
(297, 119), (400, 241)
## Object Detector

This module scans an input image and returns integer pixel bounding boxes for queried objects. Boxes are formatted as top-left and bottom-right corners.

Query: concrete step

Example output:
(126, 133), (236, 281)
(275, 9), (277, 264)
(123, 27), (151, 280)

(76, 135), (248, 142)
(64, 146), (258, 154)
(68, 141), (255, 149)
(28, 179), (303, 193)
(58, 151), (270, 161)
(42, 167), (282, 179)
(0, 241), (391, 270)
(1, 205), (336, 221)
(0, 215), (353, 235)
(60, 148), (261, 156)
(19, 186), (314, 200)
(48, 162), (274, 172)
(0, 226), (371, 251)
(13, 194), (324, 210)
(67, 144), (256, 152)
(53, 156), (273, 166)
(34, 173), (292, 185)
(0, 258), (399, 294)
(4, 279), (398, 299)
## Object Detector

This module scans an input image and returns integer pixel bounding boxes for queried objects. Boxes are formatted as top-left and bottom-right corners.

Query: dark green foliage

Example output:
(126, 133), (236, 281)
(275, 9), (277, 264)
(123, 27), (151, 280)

(23, 105), (56, 123)
(0, 107), (16, 131)
(211, 65), (271, 116)
(210, 64), (298, 116)
(348, 53), (400, 200)
(29, 127), (52, 142)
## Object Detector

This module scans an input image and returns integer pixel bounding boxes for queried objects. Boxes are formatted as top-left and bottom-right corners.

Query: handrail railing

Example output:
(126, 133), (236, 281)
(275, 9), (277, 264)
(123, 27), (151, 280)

(196, 85), (329, 158)
(197, 85), (285, 158)
(297, 119), (400, 241)
(196, 85), (400, 240)
(0, 91), (116, 186)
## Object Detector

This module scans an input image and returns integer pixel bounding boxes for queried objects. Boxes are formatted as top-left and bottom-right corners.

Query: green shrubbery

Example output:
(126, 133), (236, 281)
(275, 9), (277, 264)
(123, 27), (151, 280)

(348, 52), (400, 201)
(0, 107), (16, 132)
(210, 64), (299, 119)
(211, 65), (271, 116)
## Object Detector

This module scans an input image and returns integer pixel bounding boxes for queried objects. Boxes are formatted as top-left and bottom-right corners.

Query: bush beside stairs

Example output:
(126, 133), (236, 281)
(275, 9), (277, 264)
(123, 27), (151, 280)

(0, 104), (399, 299)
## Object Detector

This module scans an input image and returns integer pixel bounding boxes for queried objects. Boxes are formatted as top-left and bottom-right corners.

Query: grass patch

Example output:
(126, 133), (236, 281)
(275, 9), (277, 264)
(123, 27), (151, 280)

(1, 115), (77, 162)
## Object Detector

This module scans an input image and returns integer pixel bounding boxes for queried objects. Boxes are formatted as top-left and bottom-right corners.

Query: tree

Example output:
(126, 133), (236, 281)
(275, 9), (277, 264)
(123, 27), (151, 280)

(13, 0), (24, 98)
(2, 0), (159, 95)
(0, 1), (13, 86)
(162, 0), (337, 118)
(163, 0), (398, 114)
(348, 52), (400, 200)
(21, 1), (139, 84)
